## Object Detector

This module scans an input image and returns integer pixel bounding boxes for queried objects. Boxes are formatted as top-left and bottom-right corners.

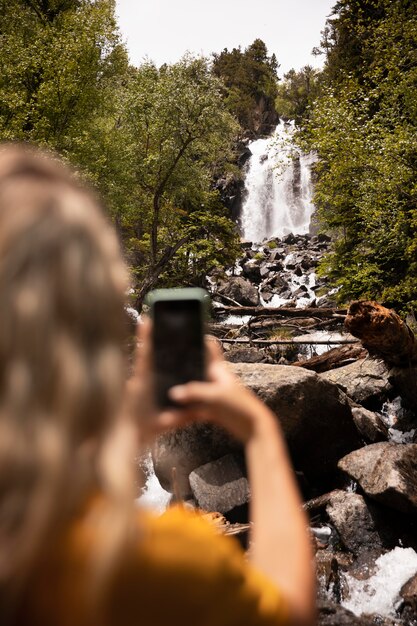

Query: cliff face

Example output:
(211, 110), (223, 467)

(249, 95), (280, 139)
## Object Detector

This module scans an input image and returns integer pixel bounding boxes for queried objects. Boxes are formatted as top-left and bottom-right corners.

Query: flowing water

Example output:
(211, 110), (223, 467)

(240, 120), (316, 242)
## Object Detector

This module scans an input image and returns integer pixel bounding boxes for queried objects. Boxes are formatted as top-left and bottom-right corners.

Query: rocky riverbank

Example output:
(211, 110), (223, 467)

(146, 237), (417, 624)
(150, 356), (417, 624)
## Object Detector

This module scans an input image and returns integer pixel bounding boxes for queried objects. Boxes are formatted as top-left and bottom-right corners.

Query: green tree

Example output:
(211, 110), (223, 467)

(212, 39), (279, 134)
(306, 0), (417, 311)
(120, 57), (241, 308)
(275, 66), (322, 125)
(0, 0), (130, 200)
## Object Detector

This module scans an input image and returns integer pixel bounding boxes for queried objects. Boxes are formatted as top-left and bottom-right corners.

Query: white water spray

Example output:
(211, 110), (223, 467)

(240, 120), (316, 242)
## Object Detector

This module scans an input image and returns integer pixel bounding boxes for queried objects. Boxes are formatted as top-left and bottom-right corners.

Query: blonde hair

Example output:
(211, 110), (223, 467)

(0, 144), (137, 619)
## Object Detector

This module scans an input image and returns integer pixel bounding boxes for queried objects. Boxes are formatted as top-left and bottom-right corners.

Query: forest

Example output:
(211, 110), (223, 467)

(1, 0), (417, 312)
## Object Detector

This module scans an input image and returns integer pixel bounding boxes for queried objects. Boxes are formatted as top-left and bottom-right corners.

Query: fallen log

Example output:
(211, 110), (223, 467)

(292, 344), (368, 373)
(344, 300), (417, 366)
(214, 305), (347, 318)
(219, 338), (360, 346)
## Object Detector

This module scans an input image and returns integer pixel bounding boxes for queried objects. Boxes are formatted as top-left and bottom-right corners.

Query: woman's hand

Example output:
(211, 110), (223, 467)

(127, 318), (275, 444)
(168, 337), (276, 443)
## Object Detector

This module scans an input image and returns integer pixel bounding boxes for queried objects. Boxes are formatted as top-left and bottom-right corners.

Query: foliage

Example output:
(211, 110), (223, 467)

(0, 4), (242, 307)
(275, 66), (322, 125)
(120, 56), (240, 306)
(212, 39), (279, 133)
(306, 0), (417, 312)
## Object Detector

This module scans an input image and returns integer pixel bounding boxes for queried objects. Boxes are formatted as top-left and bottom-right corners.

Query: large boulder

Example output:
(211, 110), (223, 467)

(189, 453), (250, 514)
(320, 358), (392, 405)
(152, 424), (241, 499)
(350, 405), (388, 443)
(325, 490), (383, 557)
(338, 442), (417, 514)
(231, 363), (361, 483)
(217, 276), (259, 306)
(153, 363), (361, 497)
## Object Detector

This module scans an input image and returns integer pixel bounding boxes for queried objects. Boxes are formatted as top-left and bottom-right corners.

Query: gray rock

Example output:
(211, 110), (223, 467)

(320, 358), (393, 405)
(152, 424), (241, 499)
(189, 454), (250, 513)
(217, 276), (259, 306)
(338, 442), (417, 513)
(325, 490), (383, 556)
(351, 405), (389, 443)
(231, 363), (361, 481)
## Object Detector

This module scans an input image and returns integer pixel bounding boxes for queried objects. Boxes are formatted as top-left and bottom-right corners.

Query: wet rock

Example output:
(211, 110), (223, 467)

(232, 363), (361, 482)
(267, 274), (288, 291)
(316, 552), (342, 602)
(241, 260), (262, 282)
(317, 601), (375, 625)
(259, 289), (273, 303)
(320, 358), (393, 406)
(282, 233), (297, 245)
(189, 453), (250, 513)
(338, 442), (417, 514)
(152, 424), (241, 499)
(301, 255), (315, 270)
(217, 276), (259, 306)
(318, 233), (332, 243)
(259, 263), (271, 278)
(325, 490), (383, 556)
(400, 573), (417, 621)
(350, 405), (389, 443)
(389, 366), (417, 413)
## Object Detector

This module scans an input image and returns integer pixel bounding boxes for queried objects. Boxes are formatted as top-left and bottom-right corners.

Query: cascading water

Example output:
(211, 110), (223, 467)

(240, 120), (316, 242)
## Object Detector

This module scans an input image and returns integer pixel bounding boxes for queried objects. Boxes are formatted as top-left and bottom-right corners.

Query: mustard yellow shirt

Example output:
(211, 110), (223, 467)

(22, 501), (289, 626)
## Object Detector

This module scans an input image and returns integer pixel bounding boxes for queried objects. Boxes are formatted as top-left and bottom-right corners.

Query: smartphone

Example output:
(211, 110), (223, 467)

(146, 288), (210, 408)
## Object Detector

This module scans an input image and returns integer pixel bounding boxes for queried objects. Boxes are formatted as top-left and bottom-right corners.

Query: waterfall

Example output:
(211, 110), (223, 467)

(240, 120), (316, 243)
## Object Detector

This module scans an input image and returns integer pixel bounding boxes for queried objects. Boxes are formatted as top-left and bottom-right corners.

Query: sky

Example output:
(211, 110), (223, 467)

(115, 0), (336, 77)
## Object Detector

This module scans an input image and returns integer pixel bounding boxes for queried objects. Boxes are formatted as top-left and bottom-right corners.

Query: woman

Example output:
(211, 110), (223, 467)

(0, 144), (315, 626)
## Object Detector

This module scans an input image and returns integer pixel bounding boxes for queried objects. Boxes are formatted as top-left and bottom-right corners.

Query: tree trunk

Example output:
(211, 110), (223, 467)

(214, 306), (347, 318)
(292, 344), (368, 373)
(344, 300), (417, 366)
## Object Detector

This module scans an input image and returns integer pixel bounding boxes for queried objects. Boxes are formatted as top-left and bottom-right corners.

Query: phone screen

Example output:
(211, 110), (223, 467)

(153, 298), (205, 407)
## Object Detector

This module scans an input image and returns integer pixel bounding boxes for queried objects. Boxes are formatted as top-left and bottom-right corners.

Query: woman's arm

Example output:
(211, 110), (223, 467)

(168, 341), (316, 626)
(131, 324), (316, 626)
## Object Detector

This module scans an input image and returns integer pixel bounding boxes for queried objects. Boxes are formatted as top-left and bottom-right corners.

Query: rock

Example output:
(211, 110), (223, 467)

(268, 274), (288, 291)
(318, 233), (332, 243)
(282, 233), (297, 245)
(318, 601), (401, 625)
(189, 453), (250, 513)
(231, 363), (362, 482)
(241, 260), (261, 282)
(316, 552), (342, 602)
(152, 424), (241, 499)
(259, 263), (271, 278)
(389, 366), (417, 413)
(350, 405), (389, 443)
(325, 490), (383, 557)
(225, 347), (269, 364)
(400, 572), (417, 618)
(338, 443), (417, 514)
(259, 289), (273, 303)
(217, 276), (259, 306)
(320, 358), (393, 405)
